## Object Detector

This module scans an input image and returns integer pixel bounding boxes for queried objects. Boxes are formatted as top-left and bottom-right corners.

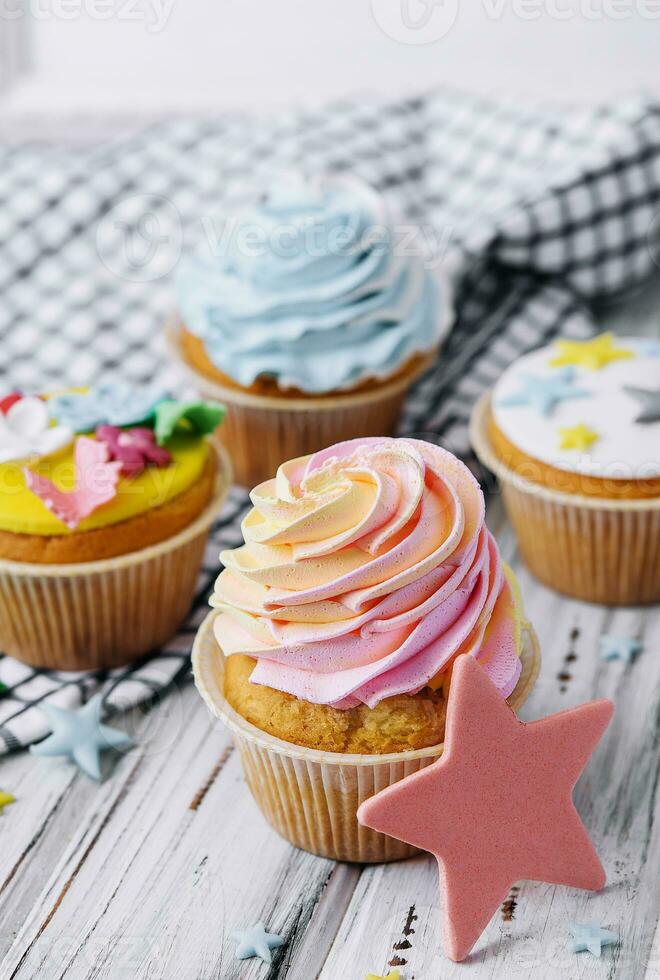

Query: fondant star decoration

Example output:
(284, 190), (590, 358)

(497, 368), (590, 417)
(549, 333), (634, 371)
(153, 400), (225, 445)
(568, 921), (618, 956)
(599, 634), (642, 664)
(623, 385), (660, 424)
(357, 655), (614, 963)
(638, 338), (660, 357)
(232, 922), (284, 963)
(31, 694), (134, 780)
(0, 790), (16, 814)
(559, 423), (599, 452)
(366, 971), (400, 980)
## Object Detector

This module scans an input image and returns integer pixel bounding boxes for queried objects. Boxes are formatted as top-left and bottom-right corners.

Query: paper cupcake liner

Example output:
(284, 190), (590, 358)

(0, 446), (232, 672)
(470, 392), (660, 605)
(165, 322), (438, 487)
(192, 610), (541, 863)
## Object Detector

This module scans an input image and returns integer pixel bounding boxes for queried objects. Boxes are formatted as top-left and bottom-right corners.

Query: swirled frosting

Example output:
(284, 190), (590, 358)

(212, 437), (523, 709)
(176, 176), (447, 393)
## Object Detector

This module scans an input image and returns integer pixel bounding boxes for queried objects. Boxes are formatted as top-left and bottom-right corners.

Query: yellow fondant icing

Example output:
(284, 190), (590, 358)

(0, 433), (209, 536)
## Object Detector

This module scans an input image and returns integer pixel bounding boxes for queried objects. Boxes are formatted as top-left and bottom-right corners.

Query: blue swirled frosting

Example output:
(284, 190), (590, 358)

(175, 176), (445, 393)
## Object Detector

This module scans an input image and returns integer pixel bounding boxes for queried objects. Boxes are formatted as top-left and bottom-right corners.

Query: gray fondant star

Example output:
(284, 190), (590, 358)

(624, 384), (660, 424)
(599, 634), (642, 664)
(568, 921), (618, 957)
(498, 368), (590, 417)
(232, 922), (284, 963)
(30, 693), (134, 780)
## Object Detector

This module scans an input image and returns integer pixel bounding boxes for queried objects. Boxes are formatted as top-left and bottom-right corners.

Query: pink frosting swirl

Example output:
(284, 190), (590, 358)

(212, 437), (523, 708)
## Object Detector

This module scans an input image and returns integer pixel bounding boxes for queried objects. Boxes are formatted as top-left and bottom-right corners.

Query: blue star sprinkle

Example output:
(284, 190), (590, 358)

(638, 338), (660, 358)
(498, 368), (590, 417)
(49, 384), (167, 432)
(599, 634), (642, 664)
(232, 922), (285, 963)
(31, 694), (134, 780)
(568, 921), (618, 957)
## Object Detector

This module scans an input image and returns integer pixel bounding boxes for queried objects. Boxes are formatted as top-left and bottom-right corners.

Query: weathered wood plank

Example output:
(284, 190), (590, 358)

(318, 552), (660, 979)
(0, 685), (339, 980)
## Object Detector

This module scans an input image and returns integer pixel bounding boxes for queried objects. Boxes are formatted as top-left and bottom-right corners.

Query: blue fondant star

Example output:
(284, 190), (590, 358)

(638, 338), (660, 358)
(497, 368), (590, 417)
(49, 384), (167, 432)
(599, 634), (642, 664)
(232, 922), (284, 963)
(31, 694), (134, 780)
(568, 921), (618, 956)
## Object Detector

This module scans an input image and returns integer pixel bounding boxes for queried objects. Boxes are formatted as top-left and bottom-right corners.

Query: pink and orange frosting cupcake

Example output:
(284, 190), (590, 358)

(193, 436), (540, 861)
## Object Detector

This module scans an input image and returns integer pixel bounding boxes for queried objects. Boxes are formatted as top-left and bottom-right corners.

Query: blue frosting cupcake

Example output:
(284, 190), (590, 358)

(175, 176), (447, 394)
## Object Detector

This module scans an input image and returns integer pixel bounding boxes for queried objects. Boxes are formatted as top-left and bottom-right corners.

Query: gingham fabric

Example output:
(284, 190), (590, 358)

(1, 89), (659, 752)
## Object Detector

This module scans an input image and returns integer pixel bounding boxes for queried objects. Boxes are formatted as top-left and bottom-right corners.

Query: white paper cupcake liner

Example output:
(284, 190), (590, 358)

(470, 392), (660, 605)
(192, 609), (541, 863)
(0, 446), (232, 671)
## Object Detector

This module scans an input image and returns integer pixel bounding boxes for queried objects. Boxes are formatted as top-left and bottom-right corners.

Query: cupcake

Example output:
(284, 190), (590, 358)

(0, 385), (230, 670)
(168, 175), (452, 487)
(193, 436), (540, 862)
(470, 333), (660, 604)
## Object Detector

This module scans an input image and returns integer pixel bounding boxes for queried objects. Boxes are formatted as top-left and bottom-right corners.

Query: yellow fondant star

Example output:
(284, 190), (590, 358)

(0, 791), (16, 814)
(559, 423), (599, 452)
(366, 972), (400, 980)
(549, 332), (634, 371)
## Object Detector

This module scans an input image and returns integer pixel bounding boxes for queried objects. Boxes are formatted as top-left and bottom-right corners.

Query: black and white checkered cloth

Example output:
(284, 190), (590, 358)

(1, 89), (659, 752)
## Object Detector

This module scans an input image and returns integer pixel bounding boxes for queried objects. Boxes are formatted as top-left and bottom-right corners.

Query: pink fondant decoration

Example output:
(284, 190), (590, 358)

(24, 436), (122, 529)
(96, 425), (171, 476)
(357, 655), (614, 963)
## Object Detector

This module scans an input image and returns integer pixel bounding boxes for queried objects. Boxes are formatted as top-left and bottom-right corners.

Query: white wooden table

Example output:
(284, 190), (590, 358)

(1, 291), (659, 979)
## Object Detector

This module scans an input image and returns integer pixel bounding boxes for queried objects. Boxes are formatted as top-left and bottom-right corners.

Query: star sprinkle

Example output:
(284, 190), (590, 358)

(568, 921), (618, 956)
(623, 385), (660, 424)
(232, 923), (284, 963)
(497, 368), (590, 417)
(153, 400), (225, 445)
(549, 332), (634, 371)
(558, 423), (599, 452)
(358, 655), (613, 963)
(0, 395), (73, 464)
(638, 338), (660, 357)
(31, 694), (134, 780)
(24, 436), (122, 529)
(366, 972), (400, 980)
(0, 791), (16, 814)
(96, 425), (172, 476)
(49, 384), (166, 432)
(599, 634), (642, 664)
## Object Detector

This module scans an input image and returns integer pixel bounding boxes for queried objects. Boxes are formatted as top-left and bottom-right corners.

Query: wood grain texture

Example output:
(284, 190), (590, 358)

(0, 300), (659, 978)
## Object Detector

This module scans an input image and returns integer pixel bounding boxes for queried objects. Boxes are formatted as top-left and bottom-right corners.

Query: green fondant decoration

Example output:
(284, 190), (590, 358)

(154, 400), (225, 446)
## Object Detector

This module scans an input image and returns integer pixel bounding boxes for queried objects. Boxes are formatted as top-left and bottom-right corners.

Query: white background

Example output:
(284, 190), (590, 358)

(1, 0), (659, 115)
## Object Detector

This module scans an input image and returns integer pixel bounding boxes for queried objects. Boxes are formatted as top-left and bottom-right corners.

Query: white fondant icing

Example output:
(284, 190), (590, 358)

(491, 338), (660, 480)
